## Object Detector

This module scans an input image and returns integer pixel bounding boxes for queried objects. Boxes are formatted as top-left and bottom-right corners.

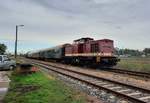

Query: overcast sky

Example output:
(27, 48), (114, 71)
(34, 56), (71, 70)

(0, 0), (150, 53)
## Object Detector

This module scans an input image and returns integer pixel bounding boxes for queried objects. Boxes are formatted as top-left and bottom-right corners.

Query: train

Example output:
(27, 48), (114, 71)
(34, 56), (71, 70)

(26, 37), (120, 67)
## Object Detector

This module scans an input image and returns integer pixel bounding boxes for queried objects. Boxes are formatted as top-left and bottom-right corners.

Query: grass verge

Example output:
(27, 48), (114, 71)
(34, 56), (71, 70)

(116, 57), (150, 72)
(3, 71), (86, 103)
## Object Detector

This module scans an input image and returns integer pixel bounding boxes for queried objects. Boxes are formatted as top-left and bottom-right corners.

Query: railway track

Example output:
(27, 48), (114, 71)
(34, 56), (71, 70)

(23, 58), (150, 79)
(104, 68), (150, 78)
(26, 59), (150, 103)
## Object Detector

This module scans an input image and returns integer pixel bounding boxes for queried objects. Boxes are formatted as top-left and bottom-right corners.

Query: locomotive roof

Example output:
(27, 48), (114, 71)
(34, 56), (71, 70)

(73, 38), (113, 43)
(99, 39), (113, 42)
(74, 37), (94, 42)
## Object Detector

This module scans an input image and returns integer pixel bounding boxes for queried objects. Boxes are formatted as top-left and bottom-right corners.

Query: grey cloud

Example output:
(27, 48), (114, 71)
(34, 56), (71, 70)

(0, 0), (150, 52)
(6, 0), (149, 25)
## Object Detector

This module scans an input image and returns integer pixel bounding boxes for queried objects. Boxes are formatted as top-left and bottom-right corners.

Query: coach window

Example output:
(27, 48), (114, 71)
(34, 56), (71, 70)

(0, 56), (2, 62)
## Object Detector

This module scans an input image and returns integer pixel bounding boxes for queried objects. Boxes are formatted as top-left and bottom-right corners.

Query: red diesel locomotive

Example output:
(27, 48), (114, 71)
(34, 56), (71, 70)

(64, 37), (119, 67)
(27, 37), (119, 67)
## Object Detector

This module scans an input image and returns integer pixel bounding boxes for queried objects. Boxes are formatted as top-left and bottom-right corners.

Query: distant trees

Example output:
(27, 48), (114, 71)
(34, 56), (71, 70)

(115, 48), (150, 57)
(0, 43), (7, 54)
(115, 48), (142, 57)
(143, 48), (150, 56)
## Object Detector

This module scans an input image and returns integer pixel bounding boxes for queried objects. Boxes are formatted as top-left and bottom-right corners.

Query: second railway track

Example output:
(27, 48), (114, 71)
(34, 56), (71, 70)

(26, 59), (150, 103)
(103, 68), (150, 78)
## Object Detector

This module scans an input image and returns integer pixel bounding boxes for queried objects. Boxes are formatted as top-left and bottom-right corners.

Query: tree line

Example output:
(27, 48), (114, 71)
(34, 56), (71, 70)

(115, 48), (150, 57)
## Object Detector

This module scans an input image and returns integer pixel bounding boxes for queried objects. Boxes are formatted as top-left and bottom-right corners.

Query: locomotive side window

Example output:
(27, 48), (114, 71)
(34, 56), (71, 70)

(103, 46), (111, 48)
(91, 43), (99, 53)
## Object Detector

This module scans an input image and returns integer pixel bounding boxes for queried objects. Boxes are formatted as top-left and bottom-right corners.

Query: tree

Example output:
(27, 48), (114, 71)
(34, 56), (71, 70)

(0, 43), (7, 54)
(143, 48), (150, 56)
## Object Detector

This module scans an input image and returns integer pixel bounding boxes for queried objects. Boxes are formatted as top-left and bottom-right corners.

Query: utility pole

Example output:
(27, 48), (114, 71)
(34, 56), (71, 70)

(15, 25), (24, 59)
(15, 25), (18, 59)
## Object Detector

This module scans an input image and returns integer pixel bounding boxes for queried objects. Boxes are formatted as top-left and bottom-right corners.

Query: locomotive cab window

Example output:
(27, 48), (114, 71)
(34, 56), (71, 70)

(78, 44), (84, 53)
(91, 43), (99, 53)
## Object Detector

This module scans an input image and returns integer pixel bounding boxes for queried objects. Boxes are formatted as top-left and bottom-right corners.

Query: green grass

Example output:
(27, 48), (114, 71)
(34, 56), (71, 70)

(116, 57), (150, 72)
(4, 71), (86, 103)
